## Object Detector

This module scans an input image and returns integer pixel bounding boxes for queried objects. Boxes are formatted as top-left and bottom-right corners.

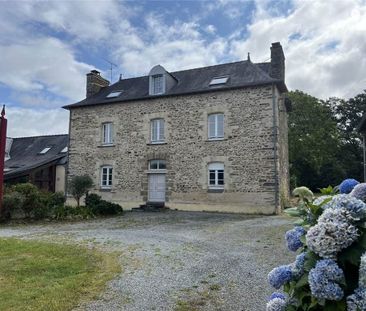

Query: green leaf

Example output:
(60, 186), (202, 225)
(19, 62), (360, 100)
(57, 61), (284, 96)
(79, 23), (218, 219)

(284, 207), (301, 217)
(295, 273), (309, 288)
(359, 232), (366, 249)
(304, 251), (318, 272)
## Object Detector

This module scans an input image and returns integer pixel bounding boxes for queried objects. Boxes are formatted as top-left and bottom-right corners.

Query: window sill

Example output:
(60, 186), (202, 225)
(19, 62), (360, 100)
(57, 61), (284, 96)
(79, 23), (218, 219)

(98, 144), (115, 148)
(207, 138), (226, 142)
(147, 142), (167, 145)
(100, 187), (112, 192)
(208, 188), (224, 193)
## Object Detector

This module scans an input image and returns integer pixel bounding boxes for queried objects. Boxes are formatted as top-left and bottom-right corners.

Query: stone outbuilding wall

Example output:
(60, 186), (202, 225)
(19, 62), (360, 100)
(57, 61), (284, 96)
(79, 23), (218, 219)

(68, 85), (289, 214)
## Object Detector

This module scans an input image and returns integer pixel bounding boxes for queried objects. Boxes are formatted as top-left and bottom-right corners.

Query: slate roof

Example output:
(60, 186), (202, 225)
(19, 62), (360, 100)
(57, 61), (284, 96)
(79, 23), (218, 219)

(64, 60), (287, 109)
(4, 134), (68, 179)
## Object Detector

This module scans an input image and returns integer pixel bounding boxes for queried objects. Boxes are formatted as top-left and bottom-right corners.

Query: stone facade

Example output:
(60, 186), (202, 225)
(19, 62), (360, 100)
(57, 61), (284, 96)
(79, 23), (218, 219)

(68, 85), (289, 214)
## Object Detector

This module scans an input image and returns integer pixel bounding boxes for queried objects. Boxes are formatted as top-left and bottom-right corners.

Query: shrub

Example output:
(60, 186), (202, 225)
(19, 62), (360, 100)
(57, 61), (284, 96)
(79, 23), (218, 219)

(11, 183), (42, 218)
(54, 205), (94, 220)
(69, 175), (93, 207)
(1, 192), (25, 220)
(266, 184), (366, 310)
(85, 193), (122, 216)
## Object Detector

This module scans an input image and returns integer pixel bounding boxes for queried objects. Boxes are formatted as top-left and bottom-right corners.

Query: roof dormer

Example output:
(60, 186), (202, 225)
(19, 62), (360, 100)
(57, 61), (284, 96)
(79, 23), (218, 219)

(148, 65), (176, 96)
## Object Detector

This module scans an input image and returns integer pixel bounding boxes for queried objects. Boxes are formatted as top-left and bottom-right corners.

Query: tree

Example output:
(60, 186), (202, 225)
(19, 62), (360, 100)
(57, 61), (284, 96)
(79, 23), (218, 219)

(69, 175), (93, 207)
(327, 90), (366, 182)
(288, 91), (342, 190)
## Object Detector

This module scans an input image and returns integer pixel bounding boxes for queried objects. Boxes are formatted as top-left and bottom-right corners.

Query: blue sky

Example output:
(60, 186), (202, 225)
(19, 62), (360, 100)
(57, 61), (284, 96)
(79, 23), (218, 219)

(1, 0), (366, 137)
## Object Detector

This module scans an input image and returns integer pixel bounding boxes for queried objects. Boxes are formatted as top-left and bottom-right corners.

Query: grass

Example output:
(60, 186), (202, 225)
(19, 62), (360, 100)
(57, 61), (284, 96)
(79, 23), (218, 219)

(0, 238), (120, 311)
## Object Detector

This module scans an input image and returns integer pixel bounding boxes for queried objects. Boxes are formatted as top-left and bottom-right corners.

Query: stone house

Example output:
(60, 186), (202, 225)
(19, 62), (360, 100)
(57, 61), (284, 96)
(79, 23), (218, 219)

(64, 42), (290, 214)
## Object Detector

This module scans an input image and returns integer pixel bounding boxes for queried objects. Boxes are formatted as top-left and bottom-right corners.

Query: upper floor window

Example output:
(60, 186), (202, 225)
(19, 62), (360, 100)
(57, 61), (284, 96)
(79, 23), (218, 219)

(102, 122), (113, 145)
(208, 162), (224, 189)
(208, 113), (224, 140)
(151, 74), (164, 95)
(151, 118), (165, 143)
(101, 165), (113, 188)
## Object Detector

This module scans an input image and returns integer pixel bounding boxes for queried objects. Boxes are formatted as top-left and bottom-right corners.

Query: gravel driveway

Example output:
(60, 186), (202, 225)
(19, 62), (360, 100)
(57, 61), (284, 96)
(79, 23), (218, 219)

(0, 211), (294, 311)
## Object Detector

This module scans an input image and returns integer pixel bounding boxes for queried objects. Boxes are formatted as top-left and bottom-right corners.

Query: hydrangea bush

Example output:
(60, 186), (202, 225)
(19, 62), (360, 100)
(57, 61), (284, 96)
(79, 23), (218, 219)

(266, 180), (366, 311)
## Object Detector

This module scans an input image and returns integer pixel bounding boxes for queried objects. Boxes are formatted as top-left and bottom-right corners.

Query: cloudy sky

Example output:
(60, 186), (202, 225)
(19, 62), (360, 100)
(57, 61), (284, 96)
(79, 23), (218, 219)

(1, 0), (366, 137)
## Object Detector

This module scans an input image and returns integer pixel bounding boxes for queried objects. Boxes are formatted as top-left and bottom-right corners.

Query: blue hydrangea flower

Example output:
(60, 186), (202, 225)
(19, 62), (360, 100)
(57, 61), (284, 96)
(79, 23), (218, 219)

(339, 179), (359, 194)
(351, 183), (366, 204)
(323, 194), (366, 220)
(269, 292), (286, 301)
(308, 259), (344, 301)
(359, 252), (366, 288)
(268, 265), (293, 289)
(266, 297), (287, 311)
(346, 287), (366, 311)
(285, 226), (306, 252)
(306, 208), (359, 258)
(291, 252), (306, 278)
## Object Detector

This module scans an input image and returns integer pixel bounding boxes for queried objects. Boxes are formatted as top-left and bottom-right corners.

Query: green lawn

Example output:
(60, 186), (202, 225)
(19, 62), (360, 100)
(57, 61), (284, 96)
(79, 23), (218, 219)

(0, 238), (120, 311)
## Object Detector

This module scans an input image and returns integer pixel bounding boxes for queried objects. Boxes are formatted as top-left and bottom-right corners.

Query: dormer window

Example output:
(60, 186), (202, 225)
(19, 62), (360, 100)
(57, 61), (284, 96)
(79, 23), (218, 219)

(209, 76), (229, 86)
(149, 65), (176, 96)
(151, 74), (164, 95)
(106, 90), (123, 98)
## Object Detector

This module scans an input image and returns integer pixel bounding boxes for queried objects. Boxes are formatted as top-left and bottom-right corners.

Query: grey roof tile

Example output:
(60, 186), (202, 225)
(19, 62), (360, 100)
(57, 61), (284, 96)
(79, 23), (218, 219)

(5, 134), (68, 179)
(64, 60), (285, 109)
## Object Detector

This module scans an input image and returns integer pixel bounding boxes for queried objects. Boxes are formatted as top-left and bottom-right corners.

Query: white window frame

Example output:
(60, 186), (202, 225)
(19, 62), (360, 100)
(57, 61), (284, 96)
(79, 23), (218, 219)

(148, 159), (166, 171)
(208, 162), (224, 189)
(209, 76), (229, 86)
(151, 74), (164, 95)
(102, 122), (113, 145)
(208, 113), (224, 140)
(101, 166), (113, 189)
(150, 118), (165, 143)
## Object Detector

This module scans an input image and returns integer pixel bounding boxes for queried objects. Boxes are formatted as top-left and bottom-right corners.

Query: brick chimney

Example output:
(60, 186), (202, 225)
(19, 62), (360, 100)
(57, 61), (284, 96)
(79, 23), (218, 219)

(86, 70), (110, 98)
(270, 42), (285, 81)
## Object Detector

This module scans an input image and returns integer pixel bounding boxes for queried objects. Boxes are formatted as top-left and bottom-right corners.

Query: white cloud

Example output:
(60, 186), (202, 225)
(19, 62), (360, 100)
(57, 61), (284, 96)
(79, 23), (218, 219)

(230, 0), (366, 99)
(5, 106), (69, 138)
(113, 14), (228, 76)
(0, 37), (92, 103)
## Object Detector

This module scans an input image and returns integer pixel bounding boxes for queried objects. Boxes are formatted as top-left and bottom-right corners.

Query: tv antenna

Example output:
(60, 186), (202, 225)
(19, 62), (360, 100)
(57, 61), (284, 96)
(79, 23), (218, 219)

(103, 59), (117, 83)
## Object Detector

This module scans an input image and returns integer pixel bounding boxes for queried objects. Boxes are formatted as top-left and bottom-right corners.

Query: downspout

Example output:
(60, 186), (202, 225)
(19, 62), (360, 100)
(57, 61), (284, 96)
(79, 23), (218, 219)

(64, 109), (72, 198)
(271, 84), (280, 214)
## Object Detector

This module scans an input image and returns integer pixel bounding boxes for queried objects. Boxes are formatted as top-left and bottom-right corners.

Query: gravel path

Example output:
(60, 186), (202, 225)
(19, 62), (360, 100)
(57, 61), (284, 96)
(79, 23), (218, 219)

(0, 211), (294, 311)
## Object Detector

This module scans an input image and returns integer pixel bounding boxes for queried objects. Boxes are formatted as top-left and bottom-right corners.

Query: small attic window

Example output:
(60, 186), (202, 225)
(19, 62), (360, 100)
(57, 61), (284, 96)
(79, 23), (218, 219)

(106, 90), (123, 98)
(60, 146), (68, 153)
(39, 147), (51, 154)
(209, 76), (229, 86)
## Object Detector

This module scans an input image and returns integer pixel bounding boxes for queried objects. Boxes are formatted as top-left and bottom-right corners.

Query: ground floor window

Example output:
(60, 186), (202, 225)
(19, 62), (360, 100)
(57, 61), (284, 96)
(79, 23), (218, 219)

(101, 166), (113, 188)
(208, 162), (224, 189)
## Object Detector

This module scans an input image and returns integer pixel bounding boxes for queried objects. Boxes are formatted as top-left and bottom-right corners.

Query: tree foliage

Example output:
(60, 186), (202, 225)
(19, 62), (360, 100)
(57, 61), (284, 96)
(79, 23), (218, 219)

(69, 175), (93, 207)
(288, 90), (366, 191)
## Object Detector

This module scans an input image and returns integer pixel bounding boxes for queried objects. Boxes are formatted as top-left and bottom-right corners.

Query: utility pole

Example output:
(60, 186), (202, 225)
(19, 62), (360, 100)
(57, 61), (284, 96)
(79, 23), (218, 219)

(0, 106), (7, 219)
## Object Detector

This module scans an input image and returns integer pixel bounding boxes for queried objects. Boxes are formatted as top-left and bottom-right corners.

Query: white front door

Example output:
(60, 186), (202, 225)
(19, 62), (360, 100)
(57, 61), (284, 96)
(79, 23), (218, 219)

(148, 174), (166, 202)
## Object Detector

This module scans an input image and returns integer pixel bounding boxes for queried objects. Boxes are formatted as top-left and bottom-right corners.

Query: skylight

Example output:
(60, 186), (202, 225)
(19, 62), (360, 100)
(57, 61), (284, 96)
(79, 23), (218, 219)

(209, 76), (229, 86)
(39, 147), (51, 154)
(60, 146), (68, 153)
(106, 90), (123, 98)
